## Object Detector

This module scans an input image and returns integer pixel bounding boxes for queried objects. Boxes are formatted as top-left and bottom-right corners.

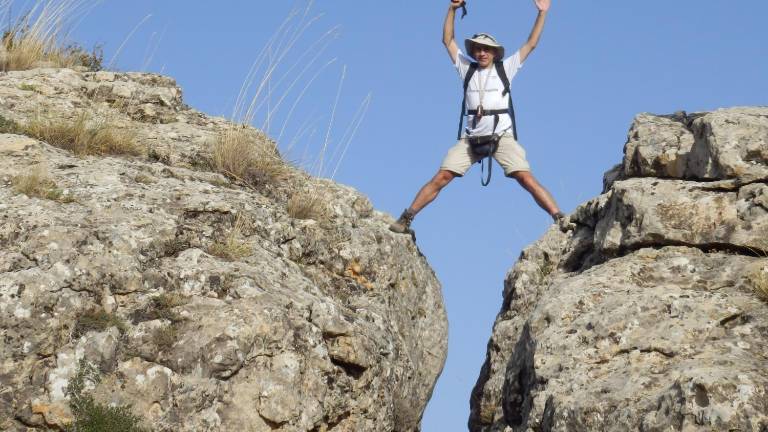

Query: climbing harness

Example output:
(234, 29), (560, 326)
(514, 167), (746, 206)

(456, 60), (518, 186)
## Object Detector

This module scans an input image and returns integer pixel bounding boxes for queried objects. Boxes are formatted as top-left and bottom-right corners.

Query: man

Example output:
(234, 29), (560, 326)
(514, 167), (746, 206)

(390, 0), (569, 234)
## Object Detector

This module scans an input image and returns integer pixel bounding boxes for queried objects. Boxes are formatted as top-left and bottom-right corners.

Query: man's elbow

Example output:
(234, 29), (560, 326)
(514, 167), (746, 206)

(524, 42), (537, 52)
(442, 38), (452, 48)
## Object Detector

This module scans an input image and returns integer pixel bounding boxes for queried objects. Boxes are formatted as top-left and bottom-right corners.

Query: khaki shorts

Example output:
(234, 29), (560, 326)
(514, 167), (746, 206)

(440, 133), (530, 176)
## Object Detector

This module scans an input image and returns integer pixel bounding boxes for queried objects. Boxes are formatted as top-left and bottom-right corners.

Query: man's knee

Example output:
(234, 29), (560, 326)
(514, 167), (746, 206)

(432, 170), (457, 188)
(510, 170), (537, 188)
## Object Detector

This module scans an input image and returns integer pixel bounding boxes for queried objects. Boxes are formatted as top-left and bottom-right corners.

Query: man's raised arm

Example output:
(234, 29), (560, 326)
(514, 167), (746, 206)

(519, 0), (551, 63)
(443, 0), (463, 63)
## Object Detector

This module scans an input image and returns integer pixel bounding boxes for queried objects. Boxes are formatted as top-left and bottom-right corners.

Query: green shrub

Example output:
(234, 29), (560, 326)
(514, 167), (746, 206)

(66, 359), (149, 432)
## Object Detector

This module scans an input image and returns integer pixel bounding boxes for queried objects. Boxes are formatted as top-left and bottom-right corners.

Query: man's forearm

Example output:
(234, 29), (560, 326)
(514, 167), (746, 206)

(519, 10), (547, 62)
(526, 11), (547, 49)
(443, 6), (456, 46)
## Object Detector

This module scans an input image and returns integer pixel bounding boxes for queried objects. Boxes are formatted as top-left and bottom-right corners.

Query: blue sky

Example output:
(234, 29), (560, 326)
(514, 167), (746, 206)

(62, 0), (768, 429)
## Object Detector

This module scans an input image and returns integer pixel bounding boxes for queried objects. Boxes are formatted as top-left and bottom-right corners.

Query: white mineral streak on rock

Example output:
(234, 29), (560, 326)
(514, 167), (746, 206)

(47, 349), (83, 401)
(470, 108), (768, 432)
(13, 305), (31, 319)
(0, 68), (447, 431)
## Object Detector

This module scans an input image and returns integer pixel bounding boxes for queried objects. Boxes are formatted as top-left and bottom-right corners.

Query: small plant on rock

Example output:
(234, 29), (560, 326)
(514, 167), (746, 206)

(152, 324), (179, 353)
(0, 115), (20, 134)
(212, 127), (290, 186)
(73, 309), (127, 338)
(1, 1), (103, 72)
(66, 359), (149, 432)
(147, 146), (172, 165)
(12, 165), (75, 203)
(148, 293), (188, 322)
(20, 113), (142, 157)
(129, 292), (189, 329)
(133, 173), (157, 184)
(746, 260), (768, 302)
(287, 188), (329, 221)
(207, 214), (251, 261)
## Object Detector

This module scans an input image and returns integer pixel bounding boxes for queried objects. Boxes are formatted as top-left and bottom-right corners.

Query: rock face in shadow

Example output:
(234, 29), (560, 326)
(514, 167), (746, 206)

(469, 108), (768, 432)
(0, 68), (448, 431)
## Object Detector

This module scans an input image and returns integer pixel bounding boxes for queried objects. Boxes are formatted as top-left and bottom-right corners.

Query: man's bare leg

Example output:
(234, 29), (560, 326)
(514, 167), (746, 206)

(509, 170), (560, 216)
(409, 169), (458, 214)
(390, 169), (458, 233)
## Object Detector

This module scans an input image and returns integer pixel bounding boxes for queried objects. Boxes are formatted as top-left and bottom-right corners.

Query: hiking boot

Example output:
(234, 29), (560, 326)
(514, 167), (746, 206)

(552, 212), (574, 233)
(389, 209), (415, 234)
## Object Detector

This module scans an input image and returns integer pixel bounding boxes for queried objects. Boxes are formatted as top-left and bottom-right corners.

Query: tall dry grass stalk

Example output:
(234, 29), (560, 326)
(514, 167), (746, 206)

(231, 1), (340, 127)
(106, 12), (152, 70)
(21, 112), (142, 156)
(225, 1), (370, 181)
(0, 0), (102, 72)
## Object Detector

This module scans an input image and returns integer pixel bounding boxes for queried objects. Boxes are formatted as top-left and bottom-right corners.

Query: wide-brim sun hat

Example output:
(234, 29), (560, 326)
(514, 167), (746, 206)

(465, 33), (505, 60)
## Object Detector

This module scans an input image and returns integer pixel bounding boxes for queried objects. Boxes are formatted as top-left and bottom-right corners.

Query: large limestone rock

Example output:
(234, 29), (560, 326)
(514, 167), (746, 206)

(0, 68), (448, 431)
(618, 109), (768, 182)
(470, 108), (768, 431)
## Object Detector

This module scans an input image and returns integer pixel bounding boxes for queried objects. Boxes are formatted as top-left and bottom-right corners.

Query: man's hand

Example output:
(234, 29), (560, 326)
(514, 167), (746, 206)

(450, 0), (465, 11)
(443, 0), (462, 62)
(534, 0), (550, 12)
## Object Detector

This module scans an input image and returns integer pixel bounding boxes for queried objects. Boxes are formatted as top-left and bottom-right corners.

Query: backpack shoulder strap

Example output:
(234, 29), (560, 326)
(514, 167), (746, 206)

(494, 60), (510, 96)
(464, 62), (479, 91)
(494, 60), (518, 140)
(457, 62), (479, 139)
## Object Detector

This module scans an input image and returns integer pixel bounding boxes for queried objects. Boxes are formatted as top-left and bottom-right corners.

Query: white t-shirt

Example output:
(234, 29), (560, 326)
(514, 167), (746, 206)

(455, 50), (523, 137)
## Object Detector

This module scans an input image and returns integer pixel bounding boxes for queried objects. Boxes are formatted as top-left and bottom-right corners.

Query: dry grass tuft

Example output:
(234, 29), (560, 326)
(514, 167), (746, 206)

(129, 292), (189, 326)
(73, 308), (127, 338)
(212, 127), (291, 186)
(133, 173), (156, 184)
(0, 115), (20, 133)
(746, 260), (768, 302)
(12, 164), (74, 202)
(207, 214), (251, 261)
(152, 292), (188, 309)
(149, 293), (188, 322)
(19, 113), (142, 157)
(1, 1), (103, 72)
(152, 324), (179, 352)
(287, 188), (329, 221)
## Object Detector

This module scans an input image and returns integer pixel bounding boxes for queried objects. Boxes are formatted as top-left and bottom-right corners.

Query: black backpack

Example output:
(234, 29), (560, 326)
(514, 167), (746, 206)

(456, 60), (518, 186)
